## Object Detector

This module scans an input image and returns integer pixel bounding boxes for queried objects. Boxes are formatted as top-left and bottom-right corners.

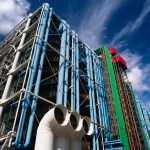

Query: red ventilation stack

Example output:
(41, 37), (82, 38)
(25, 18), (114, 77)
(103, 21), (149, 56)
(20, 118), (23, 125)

(112, 55), (127, 71)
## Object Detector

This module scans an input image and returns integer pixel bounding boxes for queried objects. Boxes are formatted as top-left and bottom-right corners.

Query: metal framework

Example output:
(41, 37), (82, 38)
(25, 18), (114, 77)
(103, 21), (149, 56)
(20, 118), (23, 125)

(0, 3), (115, 150)
(0, 3), (149, 150)
(95, 47), (129, 150)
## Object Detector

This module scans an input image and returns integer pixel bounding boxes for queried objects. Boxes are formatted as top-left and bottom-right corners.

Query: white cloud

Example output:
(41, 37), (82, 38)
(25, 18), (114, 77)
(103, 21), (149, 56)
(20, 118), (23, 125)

(77, 0), (122, 49)
(146, 101), (150, 109)
(0, 0), (30, 35)
(111, 0), (150, 45)
(121, 49), (150, 92)
(131, 0), (150, 31)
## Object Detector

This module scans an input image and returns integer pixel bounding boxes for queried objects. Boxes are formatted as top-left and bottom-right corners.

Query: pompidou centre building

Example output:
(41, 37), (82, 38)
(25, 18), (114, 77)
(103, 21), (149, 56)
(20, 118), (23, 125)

(0, 3), (150, 150)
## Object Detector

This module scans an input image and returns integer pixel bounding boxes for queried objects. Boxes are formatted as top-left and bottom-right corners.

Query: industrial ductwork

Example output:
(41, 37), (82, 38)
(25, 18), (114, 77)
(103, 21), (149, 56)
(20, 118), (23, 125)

(34, 105), (92, 150)
(70, 116), (92, 150)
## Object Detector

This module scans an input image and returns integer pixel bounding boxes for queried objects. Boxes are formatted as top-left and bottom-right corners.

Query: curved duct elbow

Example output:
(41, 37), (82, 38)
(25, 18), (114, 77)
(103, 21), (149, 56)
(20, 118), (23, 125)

(34, 106), (92, 150)
(34, 105), (68, 150)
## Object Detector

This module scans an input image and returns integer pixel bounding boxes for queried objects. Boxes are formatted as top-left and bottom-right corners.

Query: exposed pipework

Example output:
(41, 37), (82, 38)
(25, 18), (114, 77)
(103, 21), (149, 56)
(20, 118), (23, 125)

(12, 3), (50, 148)
(0, 13), (32, 117)
(16, 7), (53, 149)
(34, 105), (92, 150)
(57, 20), (67, 105)
(70, 116), (92, 150)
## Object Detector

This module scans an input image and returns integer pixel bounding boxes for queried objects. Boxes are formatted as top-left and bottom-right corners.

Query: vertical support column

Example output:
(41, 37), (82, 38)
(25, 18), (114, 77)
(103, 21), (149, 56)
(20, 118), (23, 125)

(86, 46), (99, 150)
(0, 13), (32, 117)
(86, 46), (96, 150)
(71, 31), (76, 111)
(12, 3), (50, 147)
(57, 20), (67, 105)
(18, 8), (53, 149)
(63, 24), (70, 107)
(99, 59), (111, 142)
(92, 55), (102, 126)
(94, 55), (111, 143)
(75, 33), (80, 113)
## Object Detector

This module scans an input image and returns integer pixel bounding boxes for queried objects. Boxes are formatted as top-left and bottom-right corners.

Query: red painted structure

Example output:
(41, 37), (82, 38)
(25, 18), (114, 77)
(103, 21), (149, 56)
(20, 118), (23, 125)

(112, 55), (127, 71)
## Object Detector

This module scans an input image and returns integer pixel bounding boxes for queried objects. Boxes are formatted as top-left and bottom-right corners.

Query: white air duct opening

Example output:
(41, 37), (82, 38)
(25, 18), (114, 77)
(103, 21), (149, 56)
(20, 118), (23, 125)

(83, 116), (92, 136)
(70, 115), (92, 150)
(34, 106), (92, 150)
(54, 112), (80, 150)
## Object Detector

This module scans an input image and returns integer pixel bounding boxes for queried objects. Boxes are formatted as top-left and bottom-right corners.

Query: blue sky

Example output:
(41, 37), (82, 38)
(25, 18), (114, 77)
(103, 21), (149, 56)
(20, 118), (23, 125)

(0, 0), (150, 108)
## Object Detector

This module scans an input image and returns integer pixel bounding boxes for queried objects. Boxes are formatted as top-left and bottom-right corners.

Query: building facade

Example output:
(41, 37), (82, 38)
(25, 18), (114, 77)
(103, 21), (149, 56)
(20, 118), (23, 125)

(0, 3), (149, 150)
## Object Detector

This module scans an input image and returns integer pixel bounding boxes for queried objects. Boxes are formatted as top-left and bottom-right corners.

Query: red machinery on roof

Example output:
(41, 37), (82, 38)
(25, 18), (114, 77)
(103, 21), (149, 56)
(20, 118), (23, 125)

(109, 47), (116, 56)
(109, 47), (127, 71)
(112, 55), (127, 71)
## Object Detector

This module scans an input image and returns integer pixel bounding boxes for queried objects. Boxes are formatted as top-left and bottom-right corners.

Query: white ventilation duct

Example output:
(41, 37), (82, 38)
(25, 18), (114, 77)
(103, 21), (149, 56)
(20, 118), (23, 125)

(70, 115), (92, 150)
(34, 105), (92, 150)
(34, 105), (69, 150)
(54, 111), (74, 150)
(54, 111), (81, 150)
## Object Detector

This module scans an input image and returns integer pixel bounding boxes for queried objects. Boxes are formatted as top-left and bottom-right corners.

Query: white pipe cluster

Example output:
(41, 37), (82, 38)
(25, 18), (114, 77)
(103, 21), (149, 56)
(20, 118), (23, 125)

(34, 105), (92, 150)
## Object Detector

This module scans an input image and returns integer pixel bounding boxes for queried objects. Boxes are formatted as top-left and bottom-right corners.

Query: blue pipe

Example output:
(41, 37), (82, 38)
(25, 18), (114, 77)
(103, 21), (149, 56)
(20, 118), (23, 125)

(87, 47), (100, 150)
(104, 139), (123, 145)
(90, 55), (99, 150)
(71, 31), (76, 111)
(75, 33), (80, 113)
(95, 55), (111, 146)
(99, 60), (110, 142)
(56, 20), (67, 104)
(12, 3), (50, 147)
(63, 24), (70, 107)
(95, 60), (104, 128)
(85, 46), (96, 150)
(93, 56), (108, 148)
(92, 56), (102, 126)
(138, 102), (150, 144)
(95, 56), (109, 144)
(17, 8), (52, 149)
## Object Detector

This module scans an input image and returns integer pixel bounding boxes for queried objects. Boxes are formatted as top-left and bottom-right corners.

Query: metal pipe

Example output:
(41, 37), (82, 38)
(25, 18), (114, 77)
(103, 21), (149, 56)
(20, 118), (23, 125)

(75, 33), (80, 113)
(63, 24), (70, 107)
(93, 56), (102, 127)
(85, 45), (96, 150)
(0, 13), (32, 117)
(98, 59), (108, 142)
(88, 49), (100, 150)
(56, 20), (67, 104)
(71, 31), (76, 111)
(12, 3), (50, 147)
(17, 8), (52, 149)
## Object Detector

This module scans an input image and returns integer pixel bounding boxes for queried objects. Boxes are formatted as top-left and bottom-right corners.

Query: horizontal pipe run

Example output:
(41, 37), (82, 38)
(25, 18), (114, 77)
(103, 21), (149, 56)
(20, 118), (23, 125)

(23, 19), (39, 33)
(7, 59), (30, 76)
(0, 90), (22, 106)
(17, 37), (34, 53)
